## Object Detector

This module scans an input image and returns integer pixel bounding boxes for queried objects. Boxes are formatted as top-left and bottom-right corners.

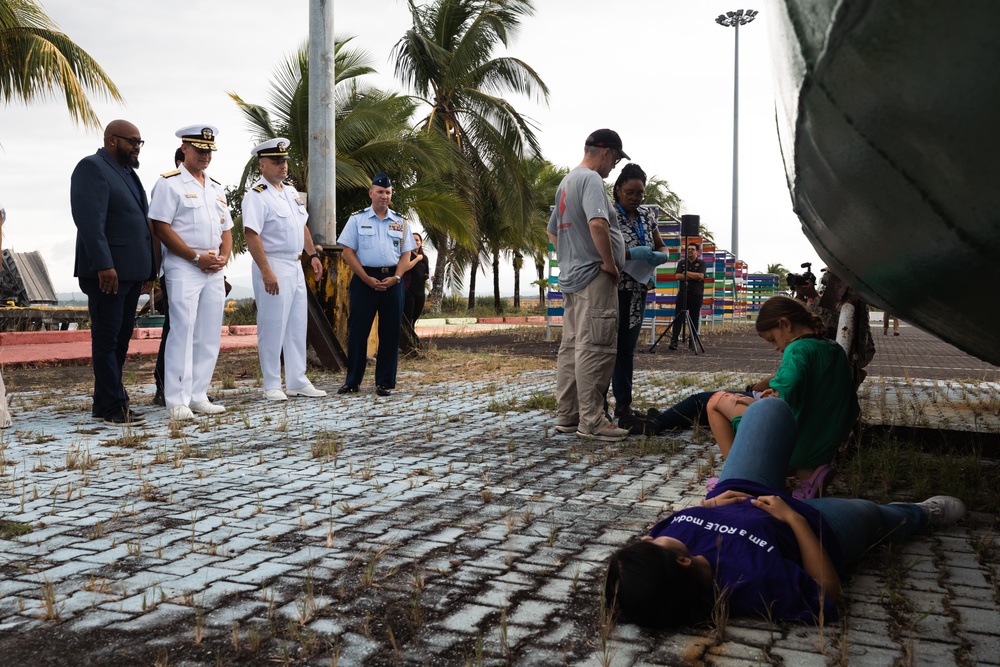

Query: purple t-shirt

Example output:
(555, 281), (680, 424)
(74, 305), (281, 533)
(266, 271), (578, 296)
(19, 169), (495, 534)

(649, 480), (843, 623)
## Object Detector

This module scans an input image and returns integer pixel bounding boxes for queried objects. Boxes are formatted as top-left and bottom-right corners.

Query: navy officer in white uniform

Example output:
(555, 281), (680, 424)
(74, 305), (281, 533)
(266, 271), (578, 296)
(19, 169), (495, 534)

(336, 173), (416, 396)
(149, 125), (233, 421)
(242, 138), (326, 401)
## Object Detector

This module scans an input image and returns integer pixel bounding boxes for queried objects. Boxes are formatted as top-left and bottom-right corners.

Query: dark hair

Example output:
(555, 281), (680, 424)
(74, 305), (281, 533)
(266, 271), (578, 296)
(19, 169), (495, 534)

(755, 295), (825, 335)
(604, 541), (715, 629)
(174, 147), (184, 166)
(612, 163), (647, 204)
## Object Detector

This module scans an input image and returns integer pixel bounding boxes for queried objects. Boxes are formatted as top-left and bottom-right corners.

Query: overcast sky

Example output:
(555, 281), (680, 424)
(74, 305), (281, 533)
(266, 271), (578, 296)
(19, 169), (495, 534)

(0, 0), (823, 295)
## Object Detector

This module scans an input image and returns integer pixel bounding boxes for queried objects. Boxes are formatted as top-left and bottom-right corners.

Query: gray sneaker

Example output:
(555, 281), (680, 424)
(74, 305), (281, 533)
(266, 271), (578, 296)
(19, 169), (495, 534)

(554, 423), (579, 434)
(576, 425), (629, 442)
(916, 496), (966, 527)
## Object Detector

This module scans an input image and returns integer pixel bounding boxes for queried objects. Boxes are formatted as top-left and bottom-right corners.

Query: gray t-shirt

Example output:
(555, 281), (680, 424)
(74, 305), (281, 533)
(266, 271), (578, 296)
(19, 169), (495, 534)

(546, 166), (625, 293)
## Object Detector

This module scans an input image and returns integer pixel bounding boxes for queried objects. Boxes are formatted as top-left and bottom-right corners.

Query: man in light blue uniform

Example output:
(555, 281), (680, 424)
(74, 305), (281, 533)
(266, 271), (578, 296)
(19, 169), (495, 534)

(336, 173), (416, 396)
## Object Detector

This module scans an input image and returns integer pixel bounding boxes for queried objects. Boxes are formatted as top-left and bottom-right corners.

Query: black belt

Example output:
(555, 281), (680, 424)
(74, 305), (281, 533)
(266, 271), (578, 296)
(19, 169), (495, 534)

(362, 266), (395, 274)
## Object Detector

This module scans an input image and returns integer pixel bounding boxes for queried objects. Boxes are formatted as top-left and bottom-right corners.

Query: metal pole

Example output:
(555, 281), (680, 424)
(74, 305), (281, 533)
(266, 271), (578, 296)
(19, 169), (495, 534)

(731, 19), (740, 259)
(308, 0), (336, 245)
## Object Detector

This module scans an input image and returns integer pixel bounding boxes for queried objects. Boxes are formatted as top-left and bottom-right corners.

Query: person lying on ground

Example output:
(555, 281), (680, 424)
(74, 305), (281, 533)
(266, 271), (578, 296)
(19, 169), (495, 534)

(604, 399), (965, 629)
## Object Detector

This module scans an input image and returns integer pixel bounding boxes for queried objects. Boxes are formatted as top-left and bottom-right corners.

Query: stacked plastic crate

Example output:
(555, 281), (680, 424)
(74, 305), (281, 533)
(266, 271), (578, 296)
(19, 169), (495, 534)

(746, 273), (780, 317)
(735, 260), (748, 320)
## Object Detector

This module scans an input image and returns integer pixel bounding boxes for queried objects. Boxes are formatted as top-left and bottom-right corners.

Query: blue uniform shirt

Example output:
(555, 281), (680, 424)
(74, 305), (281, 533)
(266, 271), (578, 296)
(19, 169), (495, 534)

(337, 206), (416, 267)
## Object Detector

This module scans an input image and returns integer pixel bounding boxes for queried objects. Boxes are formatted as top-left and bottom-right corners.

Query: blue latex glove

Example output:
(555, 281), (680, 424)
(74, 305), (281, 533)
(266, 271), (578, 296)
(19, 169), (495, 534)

(629, 245), (653, 263)
(650, 251), (668, 266)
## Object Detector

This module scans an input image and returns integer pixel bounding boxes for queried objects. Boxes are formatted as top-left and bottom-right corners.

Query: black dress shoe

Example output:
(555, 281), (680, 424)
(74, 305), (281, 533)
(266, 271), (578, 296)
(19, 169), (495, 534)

(152, 391), (166, 407)
(646, 407), (662, 420)
(104, 407), (147, 426)
(375, 385), (391, 397)
(667, 344), (678, 351)
(337, 384), (359, 395)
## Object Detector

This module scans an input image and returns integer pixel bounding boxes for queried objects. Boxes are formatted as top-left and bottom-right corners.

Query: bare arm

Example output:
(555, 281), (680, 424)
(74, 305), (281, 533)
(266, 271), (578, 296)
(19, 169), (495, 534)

(751, 496), (842, 603)
(588, 217), (618, 280)
(652, 227), (667, 252)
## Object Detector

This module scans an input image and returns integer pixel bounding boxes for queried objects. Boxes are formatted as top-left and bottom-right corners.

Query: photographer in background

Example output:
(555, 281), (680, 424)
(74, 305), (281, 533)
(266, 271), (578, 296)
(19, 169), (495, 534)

(787, 263), (818, 304)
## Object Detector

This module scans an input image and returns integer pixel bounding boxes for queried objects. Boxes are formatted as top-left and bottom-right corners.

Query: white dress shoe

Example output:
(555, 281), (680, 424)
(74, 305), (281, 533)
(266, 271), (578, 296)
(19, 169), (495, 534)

(190, 400), (226, 415)
(263, 389), (288, 401)
(286, 385), (327, 398)
(169, 405), (195, 421)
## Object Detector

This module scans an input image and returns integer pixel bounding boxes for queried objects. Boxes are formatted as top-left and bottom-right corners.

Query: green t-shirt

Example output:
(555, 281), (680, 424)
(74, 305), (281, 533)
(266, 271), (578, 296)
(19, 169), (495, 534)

(769, 336), (860, 469)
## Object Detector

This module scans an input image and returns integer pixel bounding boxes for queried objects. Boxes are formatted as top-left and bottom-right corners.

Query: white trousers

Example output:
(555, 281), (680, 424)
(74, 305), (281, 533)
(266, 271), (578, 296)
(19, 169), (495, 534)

(252, 256), (309, 391)
(162, 253), (225, 408)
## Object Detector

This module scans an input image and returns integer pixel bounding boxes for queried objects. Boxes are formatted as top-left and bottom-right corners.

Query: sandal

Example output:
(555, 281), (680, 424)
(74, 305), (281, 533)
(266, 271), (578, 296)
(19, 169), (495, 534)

(705, 477), (719, 494)
(792, 465), (836, 500)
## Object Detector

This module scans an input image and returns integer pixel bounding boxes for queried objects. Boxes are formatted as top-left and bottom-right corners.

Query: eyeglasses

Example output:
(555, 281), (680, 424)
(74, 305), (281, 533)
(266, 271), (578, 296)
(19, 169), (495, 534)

(112, 134), (145, 148)
(606, 148), (623, 166)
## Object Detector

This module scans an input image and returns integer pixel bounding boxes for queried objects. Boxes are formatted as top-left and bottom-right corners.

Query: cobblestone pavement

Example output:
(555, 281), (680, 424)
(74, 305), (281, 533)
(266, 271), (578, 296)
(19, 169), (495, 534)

(0, 363), (998, 665)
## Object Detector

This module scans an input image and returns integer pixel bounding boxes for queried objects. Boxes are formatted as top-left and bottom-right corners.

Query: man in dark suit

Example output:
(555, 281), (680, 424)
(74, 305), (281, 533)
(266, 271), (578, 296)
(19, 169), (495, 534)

(71, 119), (157, 426)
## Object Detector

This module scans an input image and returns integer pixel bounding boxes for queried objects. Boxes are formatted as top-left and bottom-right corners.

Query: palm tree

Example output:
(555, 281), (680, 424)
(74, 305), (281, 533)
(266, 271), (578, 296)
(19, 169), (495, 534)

(392, 0), (550, 313)
(1, 0), (123, 130)
(644, 175), (682, 220)
(228, 38), (472, 255)
(767, 262), (789, 286)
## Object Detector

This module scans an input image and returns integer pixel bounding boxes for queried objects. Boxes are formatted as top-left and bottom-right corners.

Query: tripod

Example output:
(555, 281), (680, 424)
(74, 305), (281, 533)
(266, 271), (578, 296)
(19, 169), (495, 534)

(650, 234), (705, 354)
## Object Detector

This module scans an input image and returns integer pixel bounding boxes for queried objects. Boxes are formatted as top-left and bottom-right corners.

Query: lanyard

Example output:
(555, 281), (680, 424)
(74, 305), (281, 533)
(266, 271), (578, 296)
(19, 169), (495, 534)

(616, 204), (645, 246)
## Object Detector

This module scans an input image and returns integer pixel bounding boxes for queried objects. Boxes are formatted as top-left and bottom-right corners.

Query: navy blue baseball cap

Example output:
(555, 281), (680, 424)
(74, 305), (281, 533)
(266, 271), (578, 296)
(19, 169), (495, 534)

(585, 129), (629, 160)
(371, 172), (392, 188)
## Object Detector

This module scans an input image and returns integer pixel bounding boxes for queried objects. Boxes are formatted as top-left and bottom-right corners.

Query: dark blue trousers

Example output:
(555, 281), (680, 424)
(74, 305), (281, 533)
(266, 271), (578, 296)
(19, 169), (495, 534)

(610, 287), (645, 416)
(650, 389), (754, 431)
(79, 277), (141, 418)
(345, 272), (404, 388)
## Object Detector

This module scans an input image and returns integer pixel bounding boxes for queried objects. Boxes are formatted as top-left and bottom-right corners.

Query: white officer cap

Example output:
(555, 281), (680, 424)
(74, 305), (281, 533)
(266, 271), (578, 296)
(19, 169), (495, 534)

(252, 137), (290, 160)
(175, 124), (219, 151)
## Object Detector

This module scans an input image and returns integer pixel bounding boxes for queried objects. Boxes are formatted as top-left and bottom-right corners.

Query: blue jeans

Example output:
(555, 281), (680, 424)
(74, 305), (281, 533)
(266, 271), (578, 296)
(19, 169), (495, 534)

(610, 288), (644, 415)
(720, 399), (929, 567)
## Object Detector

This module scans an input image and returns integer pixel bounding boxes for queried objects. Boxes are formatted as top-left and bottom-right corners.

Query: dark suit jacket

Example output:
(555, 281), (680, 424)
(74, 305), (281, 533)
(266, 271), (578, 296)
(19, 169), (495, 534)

(71, 148), (154, 282)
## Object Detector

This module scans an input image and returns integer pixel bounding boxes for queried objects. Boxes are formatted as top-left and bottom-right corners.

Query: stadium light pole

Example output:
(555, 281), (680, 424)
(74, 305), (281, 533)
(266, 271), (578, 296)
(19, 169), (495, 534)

(715, 8), (758, 259)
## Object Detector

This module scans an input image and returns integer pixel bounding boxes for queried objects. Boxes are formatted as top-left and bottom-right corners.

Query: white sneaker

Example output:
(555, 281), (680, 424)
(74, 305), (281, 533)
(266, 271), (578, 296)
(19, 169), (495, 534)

(286, 385), (327, 398)
(190, 400), (226, 415)
(916, 496), (966, 527)
(263, 389), (288, 401)
(169, 405), (195, 421)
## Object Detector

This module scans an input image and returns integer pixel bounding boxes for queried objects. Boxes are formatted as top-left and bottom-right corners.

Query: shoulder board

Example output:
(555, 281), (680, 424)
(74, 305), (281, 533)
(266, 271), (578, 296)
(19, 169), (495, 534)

(210, 176), (222, 186)
(160, 170), (181, 178)
(252, 184), (267, 193)
(283, 178), (295, 186)
(351, 209), (363, 216)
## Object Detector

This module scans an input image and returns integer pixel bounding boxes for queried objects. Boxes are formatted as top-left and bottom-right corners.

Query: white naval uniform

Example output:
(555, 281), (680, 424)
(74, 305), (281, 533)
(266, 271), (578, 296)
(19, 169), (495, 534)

(148, 164), (233, 410)
(242, 178), (311, 392)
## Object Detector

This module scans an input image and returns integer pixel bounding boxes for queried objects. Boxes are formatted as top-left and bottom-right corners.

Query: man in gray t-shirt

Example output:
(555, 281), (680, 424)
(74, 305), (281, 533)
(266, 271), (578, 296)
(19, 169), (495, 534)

(546, 129), (630, 442)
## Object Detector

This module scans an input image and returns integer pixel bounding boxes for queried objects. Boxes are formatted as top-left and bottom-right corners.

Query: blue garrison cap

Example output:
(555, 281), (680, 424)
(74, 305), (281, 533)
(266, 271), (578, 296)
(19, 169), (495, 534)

(371, 172), (392, 188)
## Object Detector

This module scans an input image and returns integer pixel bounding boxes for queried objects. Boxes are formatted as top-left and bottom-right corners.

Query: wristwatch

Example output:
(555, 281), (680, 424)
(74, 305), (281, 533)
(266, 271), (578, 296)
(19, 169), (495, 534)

(395, 275), (403, 283)
(190, 254), (200, 266)
(309, 253), (320, 261)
